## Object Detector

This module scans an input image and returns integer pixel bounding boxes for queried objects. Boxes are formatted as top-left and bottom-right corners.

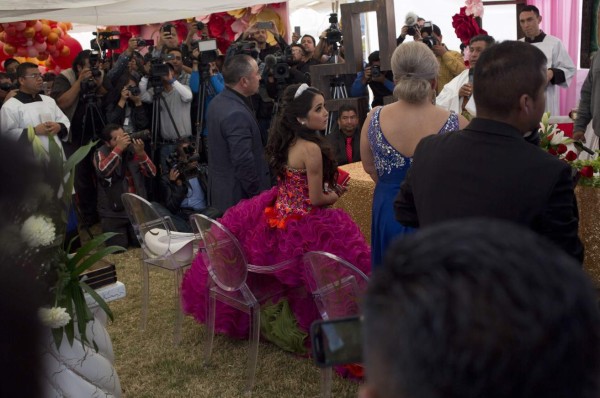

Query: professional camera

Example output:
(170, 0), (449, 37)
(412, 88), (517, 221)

(0, 82), (16, 91)
(420, 21), (438, 48)
(127, 85), (141, 96)
(404, 12), (420, 36)
(126, 129), (151, 140)
(136, 38), (154, 47)
(165, 144), (200, 177)
(91, 31), (120, 52)
(226, 41), (260, 61)
(196, 39), (218, 64)
(326, 13), (342, 45)
(88, 52), (103, 79)
(371, 65), (381, 78)
(422, 35), (438, 49)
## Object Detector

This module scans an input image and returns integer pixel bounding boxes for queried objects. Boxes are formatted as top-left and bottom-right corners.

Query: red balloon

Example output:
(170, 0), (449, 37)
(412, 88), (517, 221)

(52, 34), (82, 69)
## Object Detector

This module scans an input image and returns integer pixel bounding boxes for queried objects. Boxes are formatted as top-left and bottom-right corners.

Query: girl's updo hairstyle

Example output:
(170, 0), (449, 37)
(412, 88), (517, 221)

(266, 83), (337, 186)
(391, 41), (439, 104)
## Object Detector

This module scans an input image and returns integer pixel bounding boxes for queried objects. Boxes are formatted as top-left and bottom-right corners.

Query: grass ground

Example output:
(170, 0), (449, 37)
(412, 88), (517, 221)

(105, 249), (359, 398)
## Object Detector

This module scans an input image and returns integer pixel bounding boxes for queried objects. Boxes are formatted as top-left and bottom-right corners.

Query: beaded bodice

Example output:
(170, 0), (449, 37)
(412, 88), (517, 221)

(265, 167), (313, 228)
(367, 106), (459, 177)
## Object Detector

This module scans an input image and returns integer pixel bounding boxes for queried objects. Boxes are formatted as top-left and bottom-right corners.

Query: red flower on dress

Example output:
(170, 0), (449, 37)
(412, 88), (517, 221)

(580, 165), (594, 178)
(452, 7), (487, 46)
(565, 150), (577, 161)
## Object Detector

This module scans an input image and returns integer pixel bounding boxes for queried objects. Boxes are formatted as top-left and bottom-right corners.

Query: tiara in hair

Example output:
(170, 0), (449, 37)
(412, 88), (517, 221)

(294, 83), (309, 99)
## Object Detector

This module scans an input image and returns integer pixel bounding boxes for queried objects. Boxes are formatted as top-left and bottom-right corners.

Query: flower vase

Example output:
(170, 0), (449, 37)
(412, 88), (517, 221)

(575, 185), (600, 287)
(41, 312), (122, 397)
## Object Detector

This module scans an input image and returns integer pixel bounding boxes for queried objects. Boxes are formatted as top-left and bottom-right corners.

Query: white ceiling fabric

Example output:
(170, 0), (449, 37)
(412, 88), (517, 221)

(0, 0), (280, 25)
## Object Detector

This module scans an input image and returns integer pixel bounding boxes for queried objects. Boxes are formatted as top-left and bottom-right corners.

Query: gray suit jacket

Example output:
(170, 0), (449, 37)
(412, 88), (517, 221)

(207, 88), (271, 213)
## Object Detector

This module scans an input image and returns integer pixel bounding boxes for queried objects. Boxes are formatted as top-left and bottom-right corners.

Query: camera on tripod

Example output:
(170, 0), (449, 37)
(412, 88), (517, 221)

(80, 51), (102, 96)
(326, 13), (343, 45)
(226, 41), (260, 61)
(91, 31), (120, 52)
(196, 39), (218, 63)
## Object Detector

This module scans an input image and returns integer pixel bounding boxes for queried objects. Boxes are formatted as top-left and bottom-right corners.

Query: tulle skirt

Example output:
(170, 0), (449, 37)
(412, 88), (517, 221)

(181, 187), (371, 349)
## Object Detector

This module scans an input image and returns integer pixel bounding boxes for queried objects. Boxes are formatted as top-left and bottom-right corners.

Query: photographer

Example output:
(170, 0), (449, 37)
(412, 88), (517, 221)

(51, 49), (108, 228)
(239, 22), (283, 61)
(104, 72), (149, 131)
(350, 51), (394, 108)
(154, 140), (221, 232)
(93, 123), (156, 247)
(397, 15), (426, 45)
(290, 43), (317, 78)
(419, 24), (466, 94)
(106, 36), (143, 87)
(151, 23), (180, 58)
(139, 57), (193, 171)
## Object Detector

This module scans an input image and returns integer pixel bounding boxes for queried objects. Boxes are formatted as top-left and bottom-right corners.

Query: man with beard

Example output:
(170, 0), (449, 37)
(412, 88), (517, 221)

(394, 41), (583, 263)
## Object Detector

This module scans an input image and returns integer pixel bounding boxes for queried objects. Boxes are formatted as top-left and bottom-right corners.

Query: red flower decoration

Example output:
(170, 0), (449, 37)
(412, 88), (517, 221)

(580, 165), (594, 178)
(565, 150), (577, 161)
(452, 7), (487, 46)
(215, 37), (231, 54)
(556, 143), (567, 154)
(548, 148), (558, 156)
(209, 14), (226, 37)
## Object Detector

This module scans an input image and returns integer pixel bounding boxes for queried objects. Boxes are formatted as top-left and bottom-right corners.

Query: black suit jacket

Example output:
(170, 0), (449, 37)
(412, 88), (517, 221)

(207, 88), (271, 213)
(394, 118), (584, 263)
(326, 127), (361, 166)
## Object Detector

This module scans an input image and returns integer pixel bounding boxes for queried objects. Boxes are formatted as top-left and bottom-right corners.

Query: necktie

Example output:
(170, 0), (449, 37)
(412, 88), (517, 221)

(345, 137), (353, 163)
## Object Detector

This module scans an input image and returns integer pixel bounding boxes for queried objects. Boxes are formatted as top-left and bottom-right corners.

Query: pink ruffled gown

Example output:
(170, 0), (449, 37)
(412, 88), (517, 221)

(181, 167), (371, 353)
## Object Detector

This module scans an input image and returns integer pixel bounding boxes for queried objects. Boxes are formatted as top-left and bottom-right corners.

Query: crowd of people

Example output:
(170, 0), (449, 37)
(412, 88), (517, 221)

(1, 4), (599, 396)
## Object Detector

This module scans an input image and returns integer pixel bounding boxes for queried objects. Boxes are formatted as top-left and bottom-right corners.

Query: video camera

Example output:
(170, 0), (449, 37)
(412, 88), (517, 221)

(226, 41), (260, 61)
(196, 39), (218, 64)
(91, 31), (120, 52)
(326, 13), (343, 46)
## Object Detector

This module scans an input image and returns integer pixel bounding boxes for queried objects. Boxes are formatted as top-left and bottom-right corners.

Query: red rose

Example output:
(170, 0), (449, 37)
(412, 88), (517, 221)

(565, 150), (577, 161)
(580, 165), (594, 178)
(452, 7), (487, 45)
(208, 14), (225, 37)
(548, 147), (558, 156)
(556, 143), (567, 154)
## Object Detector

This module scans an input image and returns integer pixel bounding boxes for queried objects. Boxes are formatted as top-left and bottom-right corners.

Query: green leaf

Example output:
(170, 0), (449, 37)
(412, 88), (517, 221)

(64, 140), (97, 174)
(52, 326), (64, 350)
(80, 281), (114, 322)
(73, 245), (125, 276)
(48, 136), (64, 184)
(68, 232), (120, 271)
(64, 290), (75, 346)
(72, 285), (92, 343)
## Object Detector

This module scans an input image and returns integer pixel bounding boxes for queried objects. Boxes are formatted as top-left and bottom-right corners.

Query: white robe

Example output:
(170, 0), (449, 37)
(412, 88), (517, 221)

(0, 94), (70, 159)
(436, 68), (477, 117)
(520, 34), (576, 116)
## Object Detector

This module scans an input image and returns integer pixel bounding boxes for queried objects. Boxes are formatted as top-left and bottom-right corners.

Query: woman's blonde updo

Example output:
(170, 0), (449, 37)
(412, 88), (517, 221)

(391, 41), (439, 104)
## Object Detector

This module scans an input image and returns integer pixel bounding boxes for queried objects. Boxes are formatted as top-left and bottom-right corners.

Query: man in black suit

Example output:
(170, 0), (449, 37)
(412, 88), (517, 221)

(394, 41), (583, 263)
(326, 104), (361, 166)
(207, 54), (271, 213)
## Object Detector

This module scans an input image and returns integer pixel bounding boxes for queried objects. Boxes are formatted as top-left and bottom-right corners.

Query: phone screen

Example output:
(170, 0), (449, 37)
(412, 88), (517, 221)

(256, 21), (273, 30)
(294, 26), (301, 36)
(311, 316), (362, 367)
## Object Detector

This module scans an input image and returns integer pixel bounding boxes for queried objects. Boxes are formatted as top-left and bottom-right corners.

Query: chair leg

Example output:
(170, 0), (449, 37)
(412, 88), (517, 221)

(244, 305), (260, 396)
(140, 261), (150, 331)
(173, 268), (184, 345)
(204, 291), (217, 366)
(320, 367), (333, 398)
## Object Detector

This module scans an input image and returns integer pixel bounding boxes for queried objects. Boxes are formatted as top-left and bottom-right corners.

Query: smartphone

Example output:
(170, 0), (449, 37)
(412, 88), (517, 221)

(162, 24), (174, 34)
(311, 315), (362, 367)
(256, 21), (273, 30)
(198, 39), (217, 52)
(294, 26), (301, 36)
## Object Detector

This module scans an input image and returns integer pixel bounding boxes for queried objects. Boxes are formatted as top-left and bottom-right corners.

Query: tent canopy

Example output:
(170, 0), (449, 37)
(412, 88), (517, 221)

(0, 0), (279, 25)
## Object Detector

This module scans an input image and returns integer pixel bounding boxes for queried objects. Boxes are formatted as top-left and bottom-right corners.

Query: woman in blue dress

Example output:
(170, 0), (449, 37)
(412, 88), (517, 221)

(361, 42), (468, 267)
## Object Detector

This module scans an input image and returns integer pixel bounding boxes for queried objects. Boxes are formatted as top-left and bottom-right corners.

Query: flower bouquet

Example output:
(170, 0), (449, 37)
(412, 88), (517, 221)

(538, 112), (600, 186)
(0, 128), (124, 351)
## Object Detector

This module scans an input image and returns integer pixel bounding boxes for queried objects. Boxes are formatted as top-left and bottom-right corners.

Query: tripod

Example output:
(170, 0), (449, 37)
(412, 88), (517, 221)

(194, 62), (214, 164)
(326, 45), (347, 135)
(149, 78), (182, 173)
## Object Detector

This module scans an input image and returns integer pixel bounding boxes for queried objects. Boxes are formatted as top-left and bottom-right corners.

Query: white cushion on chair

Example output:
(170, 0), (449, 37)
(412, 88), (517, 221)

(144, 228), (196, 262)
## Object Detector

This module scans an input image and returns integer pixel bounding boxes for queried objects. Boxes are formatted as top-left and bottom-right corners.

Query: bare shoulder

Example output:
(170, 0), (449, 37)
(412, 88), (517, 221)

(288, 139), (321, 168)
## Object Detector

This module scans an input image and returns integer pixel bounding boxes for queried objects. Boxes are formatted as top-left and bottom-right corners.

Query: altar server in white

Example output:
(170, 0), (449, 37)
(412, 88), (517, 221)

(0, 62), (70, 159)
(436, 34), (495, 120)
(518, 5), (575, 116)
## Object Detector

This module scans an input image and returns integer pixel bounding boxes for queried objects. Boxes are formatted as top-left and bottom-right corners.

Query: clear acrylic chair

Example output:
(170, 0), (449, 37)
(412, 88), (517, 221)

(190, 213), (298, 396)
(121, 193), (197, 345)
(303, 251), (370, 398)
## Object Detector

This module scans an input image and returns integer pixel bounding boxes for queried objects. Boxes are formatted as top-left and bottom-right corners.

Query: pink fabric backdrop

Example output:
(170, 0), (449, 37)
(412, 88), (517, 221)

(527, 0), (582, 115)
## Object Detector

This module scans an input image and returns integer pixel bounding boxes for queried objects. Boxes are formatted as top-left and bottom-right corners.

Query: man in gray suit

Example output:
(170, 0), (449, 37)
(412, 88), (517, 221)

(207, 54), (271, 213)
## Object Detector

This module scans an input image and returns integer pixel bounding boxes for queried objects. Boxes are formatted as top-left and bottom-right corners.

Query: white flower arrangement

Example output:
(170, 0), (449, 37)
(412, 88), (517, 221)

(20, 214), (56, 248)
(39, 307), (72, 329)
